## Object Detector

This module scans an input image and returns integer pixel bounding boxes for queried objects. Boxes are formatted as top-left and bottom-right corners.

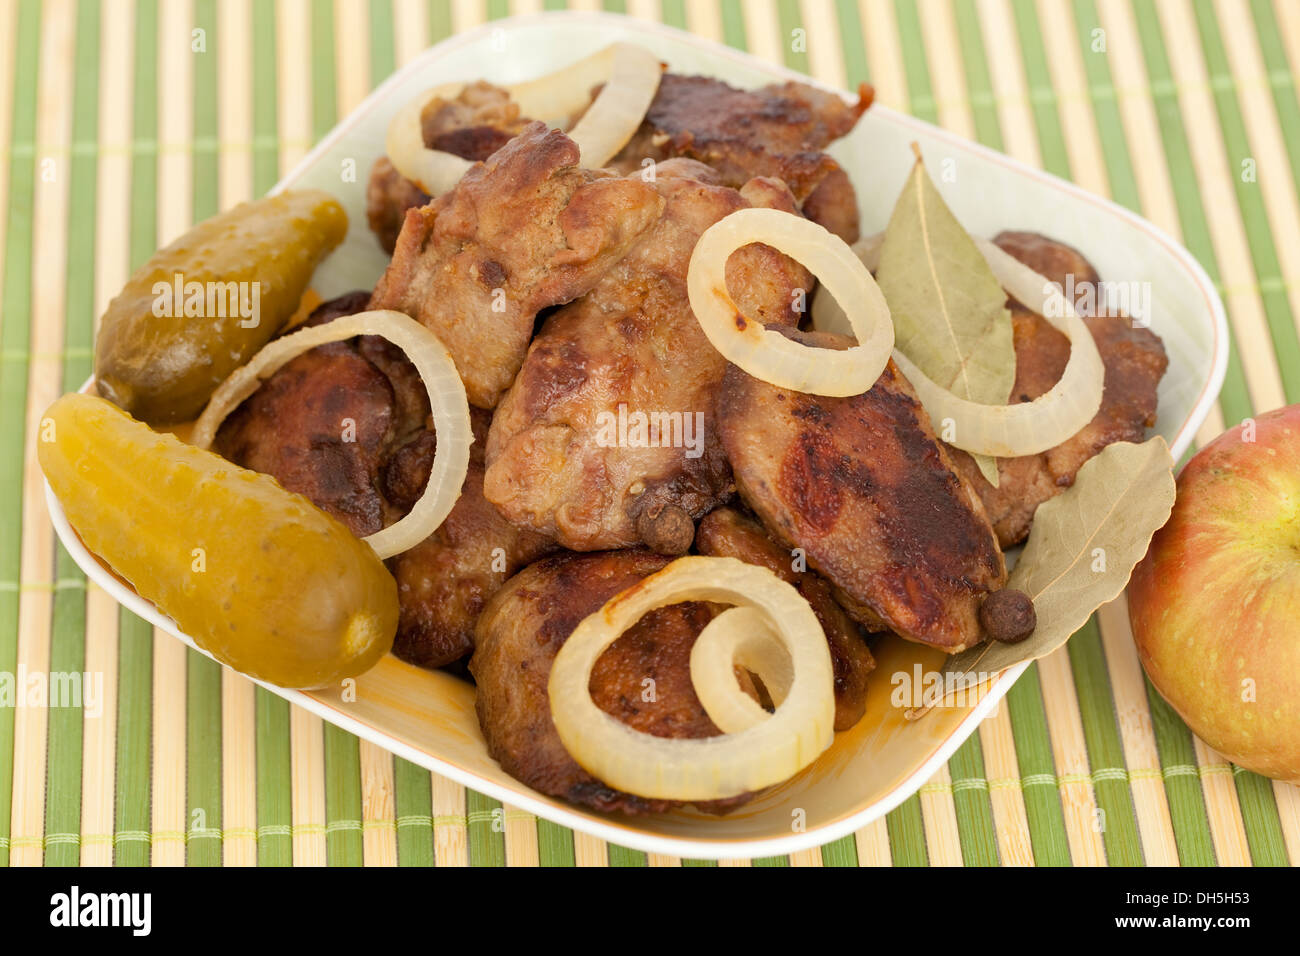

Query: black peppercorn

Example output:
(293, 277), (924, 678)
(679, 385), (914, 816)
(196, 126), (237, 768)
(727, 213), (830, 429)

(979, 588), (1037, 643)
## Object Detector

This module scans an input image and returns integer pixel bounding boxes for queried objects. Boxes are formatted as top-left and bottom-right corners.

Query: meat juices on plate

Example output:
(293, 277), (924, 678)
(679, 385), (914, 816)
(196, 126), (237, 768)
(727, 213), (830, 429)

(471, 550), (753, 815)
(945, 231), (1168, 548)
(716, 328), (1008, 653)
(369, 122), (664, 410)
(611, 73), (872, 242)
(482, 159), (813, 553)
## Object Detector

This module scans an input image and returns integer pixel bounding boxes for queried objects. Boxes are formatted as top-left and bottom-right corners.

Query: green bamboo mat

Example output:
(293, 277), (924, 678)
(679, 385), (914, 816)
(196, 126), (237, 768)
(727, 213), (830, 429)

(2, 0), (1299, 867)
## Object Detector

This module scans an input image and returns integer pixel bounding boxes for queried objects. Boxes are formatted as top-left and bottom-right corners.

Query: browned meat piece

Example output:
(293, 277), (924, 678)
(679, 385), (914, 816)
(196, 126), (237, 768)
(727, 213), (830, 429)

(471, 550), (751, 815)
(369, 123), (664, 409)
(420, 80), (530, 157)
(213, 293), (423, 537)
(946, 232), (1168, 547)
(799, 166), (860, 247)
(365, 81), (532, 253)
(384, 408), (554, 669)
(215, 294), (554, 670)
(483, 160), (812, 551)
(716, 329), (1007, 652)
(612, 74), (871, 241)
(695, 507), (874, 731)
(366, 157), (430, 255)
(993, 230), (1101, 295)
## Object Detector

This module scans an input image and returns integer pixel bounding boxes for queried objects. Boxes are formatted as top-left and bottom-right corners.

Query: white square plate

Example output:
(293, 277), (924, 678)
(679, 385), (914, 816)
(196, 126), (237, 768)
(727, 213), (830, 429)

(47, 11), (1226, 859)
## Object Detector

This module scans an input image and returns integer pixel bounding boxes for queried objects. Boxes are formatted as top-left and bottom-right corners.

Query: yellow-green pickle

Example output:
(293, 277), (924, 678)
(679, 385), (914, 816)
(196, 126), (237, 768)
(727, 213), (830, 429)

(40, 393), (398, 688)
(94, 190), (348, 423)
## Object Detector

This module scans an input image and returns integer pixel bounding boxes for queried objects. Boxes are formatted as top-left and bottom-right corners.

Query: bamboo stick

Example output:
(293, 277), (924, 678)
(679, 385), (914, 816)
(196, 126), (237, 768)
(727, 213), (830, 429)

(10, 0), (78, 868)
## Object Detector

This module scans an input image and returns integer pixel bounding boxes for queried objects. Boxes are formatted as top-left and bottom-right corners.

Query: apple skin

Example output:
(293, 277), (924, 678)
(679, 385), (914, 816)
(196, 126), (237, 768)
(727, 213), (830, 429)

(1129, 404), (1300, 782)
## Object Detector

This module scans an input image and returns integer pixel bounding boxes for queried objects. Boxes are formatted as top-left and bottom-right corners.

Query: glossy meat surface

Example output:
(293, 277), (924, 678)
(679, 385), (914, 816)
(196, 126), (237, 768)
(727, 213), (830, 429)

(612, 74), (871, 242)
(384, 409), (555, 668)
(716, 329), (1007, 652)
(483, 161), (812, 551)
(214, 295), (553, 670)
(366, 157), (429, 255)
(369, 123), (664, 408)
(214, 293), (424, 537)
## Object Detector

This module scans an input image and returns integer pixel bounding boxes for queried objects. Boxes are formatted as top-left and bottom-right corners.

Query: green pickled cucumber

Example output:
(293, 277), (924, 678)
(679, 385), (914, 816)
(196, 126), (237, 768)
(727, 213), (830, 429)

(94, 190), (348, 424)
(40, 393), (398, 689)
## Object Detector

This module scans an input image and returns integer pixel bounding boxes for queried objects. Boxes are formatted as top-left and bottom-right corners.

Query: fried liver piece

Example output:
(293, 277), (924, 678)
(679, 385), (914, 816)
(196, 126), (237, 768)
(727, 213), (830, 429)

(214, 292), (425, 538)
(946, 231), (1168, 548)
(612, 74), (872, 242)
(483, 160), (812, 551)
(695, 507), (874, 731)
(383, 409), (554, 669)
(369, 122), (664, 409)
(215, 293), (553, 670)
(716, 329), (1007, 653)
(471, 550), (750, 815)
(365, 81), (532, 253)
(367, 158), (430, 256)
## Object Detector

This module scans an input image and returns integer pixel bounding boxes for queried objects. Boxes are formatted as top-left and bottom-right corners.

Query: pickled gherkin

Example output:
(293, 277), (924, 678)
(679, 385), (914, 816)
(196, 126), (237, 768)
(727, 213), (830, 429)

(39, 393), (398, 689)
(94, 190), (348, 424)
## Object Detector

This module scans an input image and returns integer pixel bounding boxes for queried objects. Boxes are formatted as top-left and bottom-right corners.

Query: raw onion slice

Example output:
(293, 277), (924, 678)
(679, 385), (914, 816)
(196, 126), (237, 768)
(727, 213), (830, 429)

(387, 44), (662, 194)
(385, 81), (475, 196)
(889, 238), (1105, 458)
(548, 556), (835, 802)
(686, 208), (894, 397)
(689, 606), (793, 734)
(191, 310), (472, 561)
(565, 44), (661, 167)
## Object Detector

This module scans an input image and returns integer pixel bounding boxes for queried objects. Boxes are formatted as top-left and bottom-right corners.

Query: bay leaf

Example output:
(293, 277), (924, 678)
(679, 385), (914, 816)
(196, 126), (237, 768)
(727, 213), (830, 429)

(875, 153), (1015, 486)
(942, 436), (1175, 684)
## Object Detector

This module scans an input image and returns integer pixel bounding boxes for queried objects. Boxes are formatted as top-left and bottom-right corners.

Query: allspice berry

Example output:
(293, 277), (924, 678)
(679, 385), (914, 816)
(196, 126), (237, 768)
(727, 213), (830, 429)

(980, 588), (1037, 644)
(636, 502), (695, 556)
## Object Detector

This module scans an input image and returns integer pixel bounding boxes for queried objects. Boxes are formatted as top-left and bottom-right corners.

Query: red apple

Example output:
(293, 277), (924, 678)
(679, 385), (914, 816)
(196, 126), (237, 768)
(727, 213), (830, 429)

(1129, 404), (1300, 782)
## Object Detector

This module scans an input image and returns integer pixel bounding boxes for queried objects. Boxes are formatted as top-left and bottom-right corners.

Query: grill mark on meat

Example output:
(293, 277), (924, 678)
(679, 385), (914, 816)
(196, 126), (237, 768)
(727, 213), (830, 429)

(780, 429), (843, 534)
(717, 328), (1006, 652)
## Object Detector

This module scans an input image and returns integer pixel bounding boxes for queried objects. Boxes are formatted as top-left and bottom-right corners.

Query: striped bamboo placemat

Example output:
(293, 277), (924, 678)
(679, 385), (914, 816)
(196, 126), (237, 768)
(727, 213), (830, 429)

(2, 0), (1298, 867)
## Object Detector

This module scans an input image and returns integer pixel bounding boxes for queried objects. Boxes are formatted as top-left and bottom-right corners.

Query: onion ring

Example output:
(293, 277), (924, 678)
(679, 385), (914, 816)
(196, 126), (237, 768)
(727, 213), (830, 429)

(689, 606), (793, 734)
(191, 310), (472, 561)
(686, 208), (894, 397)
(888, 238), (1105, 458)
(385, 81), (475, 196)
(811, 231), (881, 335)
(387, 43), (662, 194)
(548, 556), (835, 802)
(811, 231), (1106, 457)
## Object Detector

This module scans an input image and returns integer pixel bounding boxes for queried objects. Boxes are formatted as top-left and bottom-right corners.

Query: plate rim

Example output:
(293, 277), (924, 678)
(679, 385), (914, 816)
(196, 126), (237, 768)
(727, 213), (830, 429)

(46, 9), (1229, 859)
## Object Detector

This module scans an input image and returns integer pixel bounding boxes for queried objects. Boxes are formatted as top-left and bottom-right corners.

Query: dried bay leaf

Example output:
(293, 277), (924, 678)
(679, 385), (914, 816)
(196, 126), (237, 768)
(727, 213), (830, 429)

(875, 152), (1015, 486)
(942, 436), (1175, 683)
